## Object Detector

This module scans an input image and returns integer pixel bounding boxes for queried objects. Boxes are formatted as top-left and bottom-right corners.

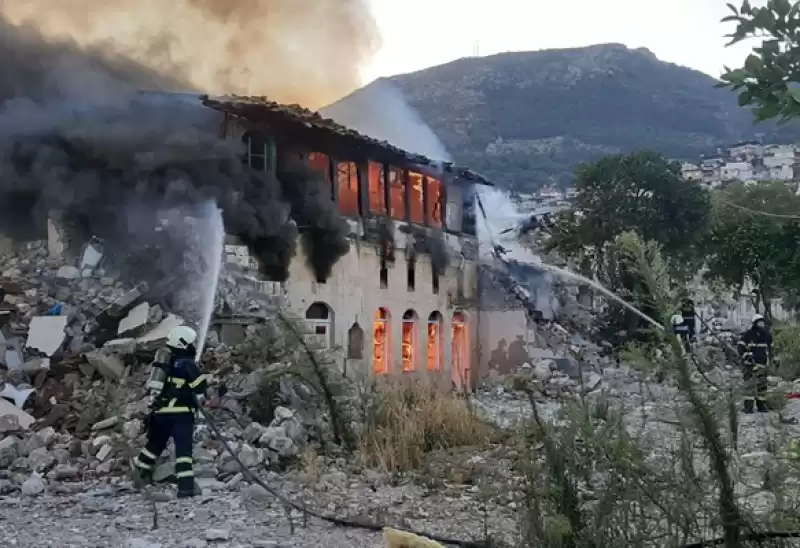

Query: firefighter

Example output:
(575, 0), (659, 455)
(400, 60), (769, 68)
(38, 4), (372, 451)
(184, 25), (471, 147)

(680, 298), (697, 339)
(737, 313), (773, 414)
(671, 314), (691, 353)
(132, 325), (208, 498)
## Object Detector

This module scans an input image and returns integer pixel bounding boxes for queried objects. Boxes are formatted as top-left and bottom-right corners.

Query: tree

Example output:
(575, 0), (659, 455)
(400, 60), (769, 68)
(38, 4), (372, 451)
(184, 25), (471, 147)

(548, 151), (711, 276)
(719, 0), (800, 121)
(703, 181), (800, 320)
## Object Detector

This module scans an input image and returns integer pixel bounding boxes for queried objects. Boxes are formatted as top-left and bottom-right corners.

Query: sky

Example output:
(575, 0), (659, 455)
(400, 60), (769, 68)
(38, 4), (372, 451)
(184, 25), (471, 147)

(363, 0), (764, 83)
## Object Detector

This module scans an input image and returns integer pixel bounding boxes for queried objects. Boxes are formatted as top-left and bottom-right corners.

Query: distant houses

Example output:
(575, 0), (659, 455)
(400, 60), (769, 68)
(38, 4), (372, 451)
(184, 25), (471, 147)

(680, 141), (798, 188)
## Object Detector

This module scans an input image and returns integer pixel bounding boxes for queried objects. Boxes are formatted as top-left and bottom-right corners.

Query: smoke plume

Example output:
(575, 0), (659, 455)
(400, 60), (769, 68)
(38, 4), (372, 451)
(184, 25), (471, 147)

(3, 0), (380, 108)
(322, 79), (452, 162)
(0, 1), (368, 283)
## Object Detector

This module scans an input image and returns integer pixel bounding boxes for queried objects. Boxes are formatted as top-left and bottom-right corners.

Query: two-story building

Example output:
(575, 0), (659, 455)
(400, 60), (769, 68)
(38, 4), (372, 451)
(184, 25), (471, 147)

(198, 95), (539, 391)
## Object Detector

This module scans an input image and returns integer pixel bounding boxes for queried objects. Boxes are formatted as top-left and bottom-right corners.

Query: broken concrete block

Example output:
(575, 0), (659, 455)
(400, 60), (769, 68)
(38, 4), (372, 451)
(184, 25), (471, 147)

(55, 266), (80, 280)
(96, 444), (112, 461)
(136, 314), (184, 348)
(84, 350), (124, 380)
(0, 383), (36, 408)
(0, 398), (35, 430)
(4, 349), (22, 371)
(102, 338), (137, 355)
(117, 302), (151, 337)
(91, 416), (119, 432)
(79, 242), (103, 271)
(26, 316), (69, 357)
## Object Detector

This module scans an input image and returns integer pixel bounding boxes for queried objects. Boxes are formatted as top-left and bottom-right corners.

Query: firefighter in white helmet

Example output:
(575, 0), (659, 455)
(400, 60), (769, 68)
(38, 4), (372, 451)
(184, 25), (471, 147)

(737, 313), (773, 414)
(132, 325), (208, 497)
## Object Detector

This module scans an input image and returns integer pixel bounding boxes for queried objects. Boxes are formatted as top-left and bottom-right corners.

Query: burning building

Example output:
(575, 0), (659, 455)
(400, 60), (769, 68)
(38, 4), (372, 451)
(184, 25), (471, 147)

(197, 94), (493, 391)
(34, 92), (543, 391)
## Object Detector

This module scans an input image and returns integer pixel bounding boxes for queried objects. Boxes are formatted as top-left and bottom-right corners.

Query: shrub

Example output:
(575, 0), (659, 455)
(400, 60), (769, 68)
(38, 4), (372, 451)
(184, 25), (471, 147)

(775, 325), (800, 381)
(358, 379), (488, 473)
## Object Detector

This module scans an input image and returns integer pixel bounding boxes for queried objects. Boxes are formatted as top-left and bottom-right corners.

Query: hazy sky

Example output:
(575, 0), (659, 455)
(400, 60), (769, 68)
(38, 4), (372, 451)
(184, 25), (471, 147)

(364, 0), (763, 82)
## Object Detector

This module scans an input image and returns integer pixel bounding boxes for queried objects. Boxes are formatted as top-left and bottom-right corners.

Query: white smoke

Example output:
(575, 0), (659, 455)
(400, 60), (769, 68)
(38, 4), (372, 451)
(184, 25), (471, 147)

(474, 186), (559, 319)
(321, 79), (451, 162)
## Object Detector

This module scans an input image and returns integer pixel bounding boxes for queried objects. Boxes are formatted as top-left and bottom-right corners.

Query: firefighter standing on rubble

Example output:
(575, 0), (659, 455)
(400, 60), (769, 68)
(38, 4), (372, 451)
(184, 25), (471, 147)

(671, 314), (691, 353)
(737, 313), (773, 414)
(132, 325), (208, 498)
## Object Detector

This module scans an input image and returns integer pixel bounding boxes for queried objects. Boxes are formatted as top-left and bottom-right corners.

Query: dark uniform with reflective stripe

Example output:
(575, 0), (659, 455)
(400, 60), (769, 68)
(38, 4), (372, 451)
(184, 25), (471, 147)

(134, 350), (208, 496)
(737, 325), (772, 413)
(681, 300), (696, 339)
(673, 321), (691, 353)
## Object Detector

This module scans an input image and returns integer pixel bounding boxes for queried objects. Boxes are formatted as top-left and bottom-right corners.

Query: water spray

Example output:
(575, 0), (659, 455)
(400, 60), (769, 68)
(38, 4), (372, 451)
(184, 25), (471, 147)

(192, 201), (225, 360)
(474, 191), (665, 331)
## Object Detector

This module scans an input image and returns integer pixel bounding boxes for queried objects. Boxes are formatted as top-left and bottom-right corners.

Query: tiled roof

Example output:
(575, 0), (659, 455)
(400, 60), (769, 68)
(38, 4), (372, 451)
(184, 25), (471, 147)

(201, 94), (493, 186)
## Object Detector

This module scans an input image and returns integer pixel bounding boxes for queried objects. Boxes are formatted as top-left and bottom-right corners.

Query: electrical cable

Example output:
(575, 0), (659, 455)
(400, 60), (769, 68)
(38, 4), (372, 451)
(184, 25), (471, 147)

(196, 405), (486, 547)
(717, 198), (800, 220)
(189, 316), (490, 547)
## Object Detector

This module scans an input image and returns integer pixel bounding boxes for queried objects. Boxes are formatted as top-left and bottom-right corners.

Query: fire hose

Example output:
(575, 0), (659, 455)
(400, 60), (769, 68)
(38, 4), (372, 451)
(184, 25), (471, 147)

(196, 404), (485, 547)
(178, 312), (489, 548)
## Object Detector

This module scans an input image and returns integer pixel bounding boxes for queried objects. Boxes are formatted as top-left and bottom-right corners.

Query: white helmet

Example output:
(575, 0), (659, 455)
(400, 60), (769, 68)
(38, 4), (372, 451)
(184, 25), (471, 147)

(670, 314), (684, 326)
(752, 313), (765, 325)
(166, 325), (198, 349)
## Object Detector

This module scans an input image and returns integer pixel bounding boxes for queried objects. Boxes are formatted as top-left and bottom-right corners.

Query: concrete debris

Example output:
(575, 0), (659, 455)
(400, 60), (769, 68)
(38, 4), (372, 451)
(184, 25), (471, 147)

(0, 382), (35, 408)
(84, 349), (125, 380)
(0, 397), (34, 430)
(26, 316), (68, 357)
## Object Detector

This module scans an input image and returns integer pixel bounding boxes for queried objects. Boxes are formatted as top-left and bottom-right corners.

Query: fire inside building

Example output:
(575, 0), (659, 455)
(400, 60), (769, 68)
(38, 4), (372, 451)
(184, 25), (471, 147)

(42, 93), (547, 391)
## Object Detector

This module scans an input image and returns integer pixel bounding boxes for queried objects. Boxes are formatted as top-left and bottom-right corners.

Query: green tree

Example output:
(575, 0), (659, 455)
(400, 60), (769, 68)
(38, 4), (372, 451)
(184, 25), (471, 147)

(720, 0), (800, 121)
(704, 181), (800, 320)
(548, 150), (711, 275)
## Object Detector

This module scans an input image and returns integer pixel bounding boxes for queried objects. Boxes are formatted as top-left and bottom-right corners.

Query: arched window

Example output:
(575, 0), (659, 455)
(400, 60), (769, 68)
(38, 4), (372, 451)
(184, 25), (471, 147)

(305, 302), (333, 348)
(373, 308), (391, 375)
(401, 309), (418, 372)
(347, 322), (364, 360)
(427, 312), (443, 371)
(451, 311), (469, 390)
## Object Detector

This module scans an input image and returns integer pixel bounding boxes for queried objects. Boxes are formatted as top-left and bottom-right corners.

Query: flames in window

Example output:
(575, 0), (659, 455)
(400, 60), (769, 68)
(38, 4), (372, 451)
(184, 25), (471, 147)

(408, 172), (424, 224)
(426, 177), (443, 228)
(401, 309), (417, 372)
(427, 312), (442, 371)
(337, 161), (359, 216)
(373, 307), (390, 375)
(389, 167), (405, 220)
(368, 162), (386, 214)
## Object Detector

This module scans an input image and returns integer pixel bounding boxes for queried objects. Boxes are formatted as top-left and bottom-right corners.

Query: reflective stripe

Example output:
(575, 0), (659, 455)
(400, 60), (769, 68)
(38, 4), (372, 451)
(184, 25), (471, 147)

(176, 457), (193, 465)
(189, 374), (207, 389)
(154, 406), (192, 414)
(168, 377), (186, 387)
(147, 380), (164, 390)
(141, 448), (157, 460)
(749, 343), (769, 348)
(176, 470), (194, 478)
(134, 458), (152, 470)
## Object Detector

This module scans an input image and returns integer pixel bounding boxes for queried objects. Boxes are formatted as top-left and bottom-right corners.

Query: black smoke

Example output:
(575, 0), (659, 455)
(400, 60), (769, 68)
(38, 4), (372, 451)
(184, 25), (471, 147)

(0, 16), (347, 283)
(277, 157), (350, 282)
(409, 227), (450, 277)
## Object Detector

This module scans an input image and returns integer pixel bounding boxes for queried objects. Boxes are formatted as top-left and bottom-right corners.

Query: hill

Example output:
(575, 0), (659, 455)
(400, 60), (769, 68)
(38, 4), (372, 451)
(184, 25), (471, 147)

(324, 43), (800, 192)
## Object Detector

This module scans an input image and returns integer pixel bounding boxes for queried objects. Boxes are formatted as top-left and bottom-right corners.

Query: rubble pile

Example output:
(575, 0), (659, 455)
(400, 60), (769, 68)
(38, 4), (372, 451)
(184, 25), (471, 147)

(0, 241), (316, 497)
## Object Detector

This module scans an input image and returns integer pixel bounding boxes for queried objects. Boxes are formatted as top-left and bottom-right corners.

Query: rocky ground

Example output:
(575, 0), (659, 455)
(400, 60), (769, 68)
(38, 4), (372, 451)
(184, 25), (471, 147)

(2, 239), (800, 546)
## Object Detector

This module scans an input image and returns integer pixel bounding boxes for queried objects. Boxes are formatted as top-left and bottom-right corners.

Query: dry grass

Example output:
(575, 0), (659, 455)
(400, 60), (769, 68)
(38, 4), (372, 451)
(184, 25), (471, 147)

(299, 445), (322, 485)
(358, 379), (489, 473)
